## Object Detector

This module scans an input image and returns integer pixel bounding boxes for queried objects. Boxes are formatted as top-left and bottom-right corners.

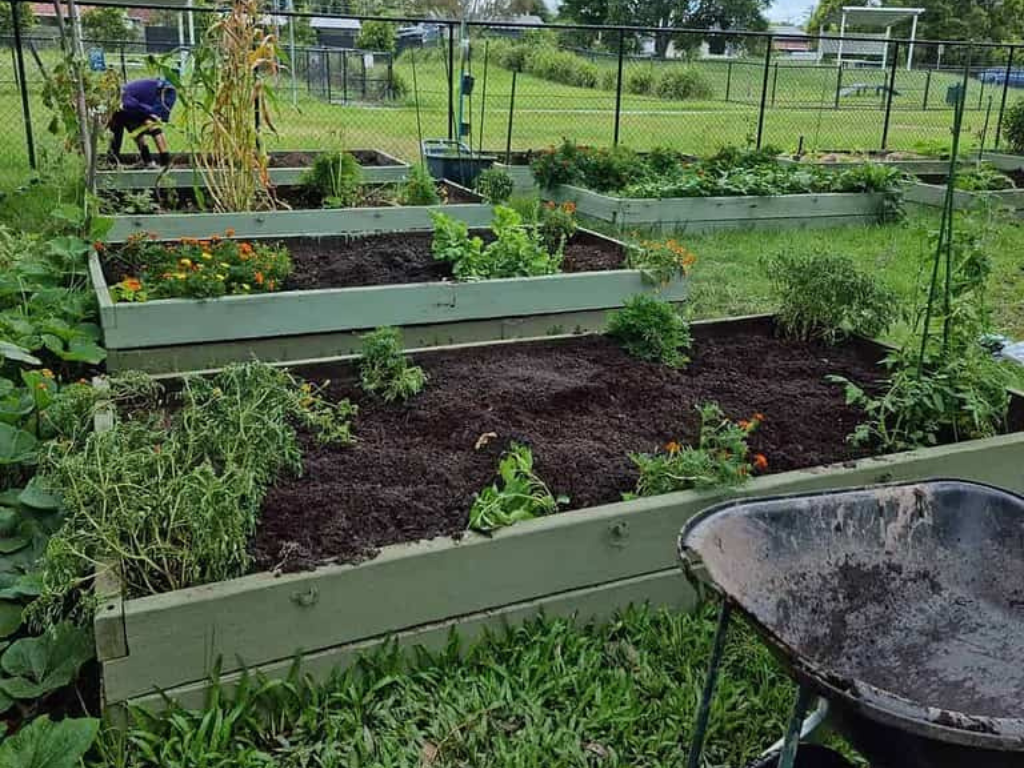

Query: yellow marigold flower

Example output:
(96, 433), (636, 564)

(174, 272), (186, 280)
(41, 368), (54, 378)
(202, 252), (213, 260)
(179, 258), (193, 268)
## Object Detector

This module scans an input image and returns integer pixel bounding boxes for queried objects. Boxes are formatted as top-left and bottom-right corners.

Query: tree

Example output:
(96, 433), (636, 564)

(81, 7), (137, 42)
(408, 0), (534, 20)
(0, 1), (37, 36)
(357, 19), (396, 52)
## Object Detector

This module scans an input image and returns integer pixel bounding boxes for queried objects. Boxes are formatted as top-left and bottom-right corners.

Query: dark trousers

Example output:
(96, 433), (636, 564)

(109, 110), (163, 161)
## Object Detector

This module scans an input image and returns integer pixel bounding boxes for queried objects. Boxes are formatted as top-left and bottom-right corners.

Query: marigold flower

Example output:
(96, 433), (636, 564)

(121, 277), (143, 292)
(199, 240), (211, 249)
(202, 252), (213, 260)
(225, 227), (236, 237)
(753, 412), (766, 422)
(753, 453), (768, 471)
(174, 272), (186, 280)
(36, 382), (47, 390)
(254, 271), (265, 285)
(41, 368), (54, 379)
(93, 241), (105, 252)
(665, 440), (681, 454)
(179, 258), (193, 268)
(738, 419), (751, 431)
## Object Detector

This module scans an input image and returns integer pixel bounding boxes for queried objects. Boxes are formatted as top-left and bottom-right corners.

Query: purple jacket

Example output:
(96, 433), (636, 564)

(121, 78), (177, 122)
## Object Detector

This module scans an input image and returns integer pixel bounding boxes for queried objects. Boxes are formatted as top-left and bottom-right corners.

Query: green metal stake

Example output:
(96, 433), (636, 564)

(777, 687), (815, 768)
(686, 600), (732, 768)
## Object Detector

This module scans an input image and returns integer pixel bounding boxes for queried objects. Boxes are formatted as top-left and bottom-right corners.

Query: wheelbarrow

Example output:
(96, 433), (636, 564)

(678, 480), (1024, 768)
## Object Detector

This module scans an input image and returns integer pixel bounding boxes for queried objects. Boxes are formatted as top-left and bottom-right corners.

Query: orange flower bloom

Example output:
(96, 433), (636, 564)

(224, 227), (236, 237)
(121, 277), (143, 292)
(239, 242), (253, 256)
(753, 454), (768, 471)
(665, 440), (681, 454)
(254, 271), (265, 285)
(738, 419), (751, 431)
(753, 412), (766, 422)
(198, 240), (211, 249)
(93, 241), (105, 252)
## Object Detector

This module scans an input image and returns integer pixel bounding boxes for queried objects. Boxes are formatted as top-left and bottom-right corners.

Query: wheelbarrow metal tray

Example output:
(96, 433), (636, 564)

(681, 479), (1024, 767)
(93, 316), (1024, 715)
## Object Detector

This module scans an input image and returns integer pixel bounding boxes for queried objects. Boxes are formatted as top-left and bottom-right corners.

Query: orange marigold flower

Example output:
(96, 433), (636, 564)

(121, 277), (143, 292)
(737, 419), (751, 431)
(665, 440), (681, 454)
(93, 241), (105, 252)
(239, 242), (253, 256)
(753, 412), (766, 422)
(562, 202), (576, 213)
(753, 454), (768, 471)
(254, 271), (265, 285)
(225, 227), (236, 237)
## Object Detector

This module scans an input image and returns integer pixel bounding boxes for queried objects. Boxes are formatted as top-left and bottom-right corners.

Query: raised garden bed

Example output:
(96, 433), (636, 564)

(980, 151), (1024, 172)
(548, 184), (886, 233)
(906, 170), (1024, 212)
(104, 181), (491, 241)
(96, 150), (410, 190)
(493, 151), (541, 194)
(777, 150), (953, 176)
(92, 227), (686, 373)
(93, 315), (1024, 713)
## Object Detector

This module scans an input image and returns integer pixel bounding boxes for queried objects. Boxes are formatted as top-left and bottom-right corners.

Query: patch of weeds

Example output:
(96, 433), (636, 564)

(474, 167), (514, 204)
(400, 163), (441, 206)
(358, 327), (427, 403)
(468, 442), (566, 532)
(763, 250), (899, 344)
(629, 404), (765, 497)
(607, 294), (691, 367)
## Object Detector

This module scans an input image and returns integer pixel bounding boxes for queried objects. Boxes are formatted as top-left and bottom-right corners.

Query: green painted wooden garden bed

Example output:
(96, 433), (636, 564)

(980, 152), (1024, 172)
(905, 180), (1024, 212)
(547, 185), (887, 233)
(92, 316), (1024, 714)
(105, 182), (492, 242)
(776, 154), (953, 176)
(91, 228), (687, 373)
(96, 149), (410, 190)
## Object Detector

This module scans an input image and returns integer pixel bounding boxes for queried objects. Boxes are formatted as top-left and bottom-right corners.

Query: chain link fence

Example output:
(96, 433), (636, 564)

(1, 1), (1021, 183)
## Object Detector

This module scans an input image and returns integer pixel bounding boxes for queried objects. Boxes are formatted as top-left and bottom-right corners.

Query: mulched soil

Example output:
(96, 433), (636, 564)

(101, 149), (398, 170)
(102, 229), (623, 290)
(284, 230), (626, 289)
(250, 319), (889, 573)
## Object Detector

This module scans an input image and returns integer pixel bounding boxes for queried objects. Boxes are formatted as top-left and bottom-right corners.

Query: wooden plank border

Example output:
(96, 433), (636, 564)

(905, 181), (1024, 211)
(96, 150), (410, 190)
(548, 185), (885, 232)
(105, 182), (490, 242)
(777, 157), (954, 176)
(980, 152), (1024, 172)
(94, 318), (1024, 709)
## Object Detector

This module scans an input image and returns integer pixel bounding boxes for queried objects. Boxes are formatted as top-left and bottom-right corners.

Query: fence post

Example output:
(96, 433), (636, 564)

(505, 69), (517, 164)
(833, 63), (843, 109)
(994, 46), (1016, 148)
(725, 60), (732, 102)
(10, 0), (35, 170)
(770, 62), (779, 107)
(326, 49), (332, 103)
(447, 23), (456, 141)
(362, 51), (367, 100)
(613, 29), (625, 146)
(755, 36), (773, 149)
(119, 43), (127, 79)
(923, 68), (931, 110)
(342, 51), (348, 103)
(978, 74), (985, 110)
(880, 40), (900, 150)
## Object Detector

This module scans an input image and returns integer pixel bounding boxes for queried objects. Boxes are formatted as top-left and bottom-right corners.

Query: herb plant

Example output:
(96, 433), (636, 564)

(106, 231), (291, 301)
(607, 294), (692, 367)
(474, 167), (514, 204)
(627, 238), (697, 286)
(431, 206), (563, 281)
(630, 405), (764, 497)
(359, 327), (427, 403)
(468, 443), (566, 532)
(764, 250), (899, 344)
(400, 164), (441, 206)
(31, 363), (357, 623)
(302, 151), (364, 208)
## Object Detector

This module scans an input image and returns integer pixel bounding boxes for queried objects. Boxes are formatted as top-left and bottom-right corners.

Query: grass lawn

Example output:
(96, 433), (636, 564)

(0, 43), (1013, 189)
(91, 606), (816, 767)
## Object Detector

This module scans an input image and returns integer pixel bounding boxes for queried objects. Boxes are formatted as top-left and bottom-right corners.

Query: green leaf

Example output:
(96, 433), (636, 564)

(0, 623), (94, 697)
(56, 338), (106, 365)
(0, 716), (99, 768)
(0, 603), (22, 638)
(0, 689), (12, 716)
(18, 479), (59, 512)
(0, 573), (41, 600)
(47, 236), (90, 262)
(0, 509), (18, 537)
(0, 537), (29, 555)
(0, 342), (40, 367)
(0, 425), (37, 466)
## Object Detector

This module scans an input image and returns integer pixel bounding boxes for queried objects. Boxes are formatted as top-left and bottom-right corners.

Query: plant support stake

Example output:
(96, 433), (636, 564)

(756, 38), (773, 149)
(613, 30), (625, 146)
(881, 40), (900, 150)
(10, 0), (35, 169)
(994, 46), (1016, 149)
(685, 600), (732, 768)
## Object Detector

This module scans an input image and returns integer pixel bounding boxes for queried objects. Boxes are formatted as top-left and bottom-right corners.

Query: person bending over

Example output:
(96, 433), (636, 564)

(108, 77), (177, 168)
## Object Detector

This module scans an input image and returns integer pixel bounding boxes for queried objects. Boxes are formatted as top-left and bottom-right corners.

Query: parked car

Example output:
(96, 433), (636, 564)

(977, 67), (1024, 87)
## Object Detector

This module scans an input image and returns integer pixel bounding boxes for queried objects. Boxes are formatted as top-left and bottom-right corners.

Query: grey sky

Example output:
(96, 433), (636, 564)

(766, 0), (817, 24)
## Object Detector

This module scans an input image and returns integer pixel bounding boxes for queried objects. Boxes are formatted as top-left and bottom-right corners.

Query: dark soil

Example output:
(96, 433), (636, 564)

(283, 230), (626, 289)
(250, 320), (888, 572)
(101, 149), (399, 170)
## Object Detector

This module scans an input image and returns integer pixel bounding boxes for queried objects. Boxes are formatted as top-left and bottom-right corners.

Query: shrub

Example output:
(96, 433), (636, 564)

(600, 69), (619, 91)
(359, 327), (427, 403)
(655, 67), (713, 100)
(630, 404), (764, 497)
(469, 442), (564, 531)
(526, 47), (599, 89)
(531, 139), (586, 189)
(1001, 98), (1024, 154)
(356, 19), (396, 53)
(388, 69), (408, 100)
(538, 201), (578, 253)
(491, 40), (531, 72)
(302, 150), (363, 207)
(763, 251), (899, 344)
(400, 164), (440, 206)
(578, 145), (645, 193)
(607, 294), (691, 367)
(954, 164), (1015, 191)
(475, 167), (515, 204)
(626, 68), (655, 95)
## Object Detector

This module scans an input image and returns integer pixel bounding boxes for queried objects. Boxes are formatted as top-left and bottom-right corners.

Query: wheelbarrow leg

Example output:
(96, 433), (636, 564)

(777, 686), (815, 768)
(685, 600), (732, 768)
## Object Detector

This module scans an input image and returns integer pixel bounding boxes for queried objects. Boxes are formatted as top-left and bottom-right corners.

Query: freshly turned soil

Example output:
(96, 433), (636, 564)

(102, 230), (625, 289)
(101, 149), (399, 170)
(284, 230), (627, 289)
(250, 320), (889, 572)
